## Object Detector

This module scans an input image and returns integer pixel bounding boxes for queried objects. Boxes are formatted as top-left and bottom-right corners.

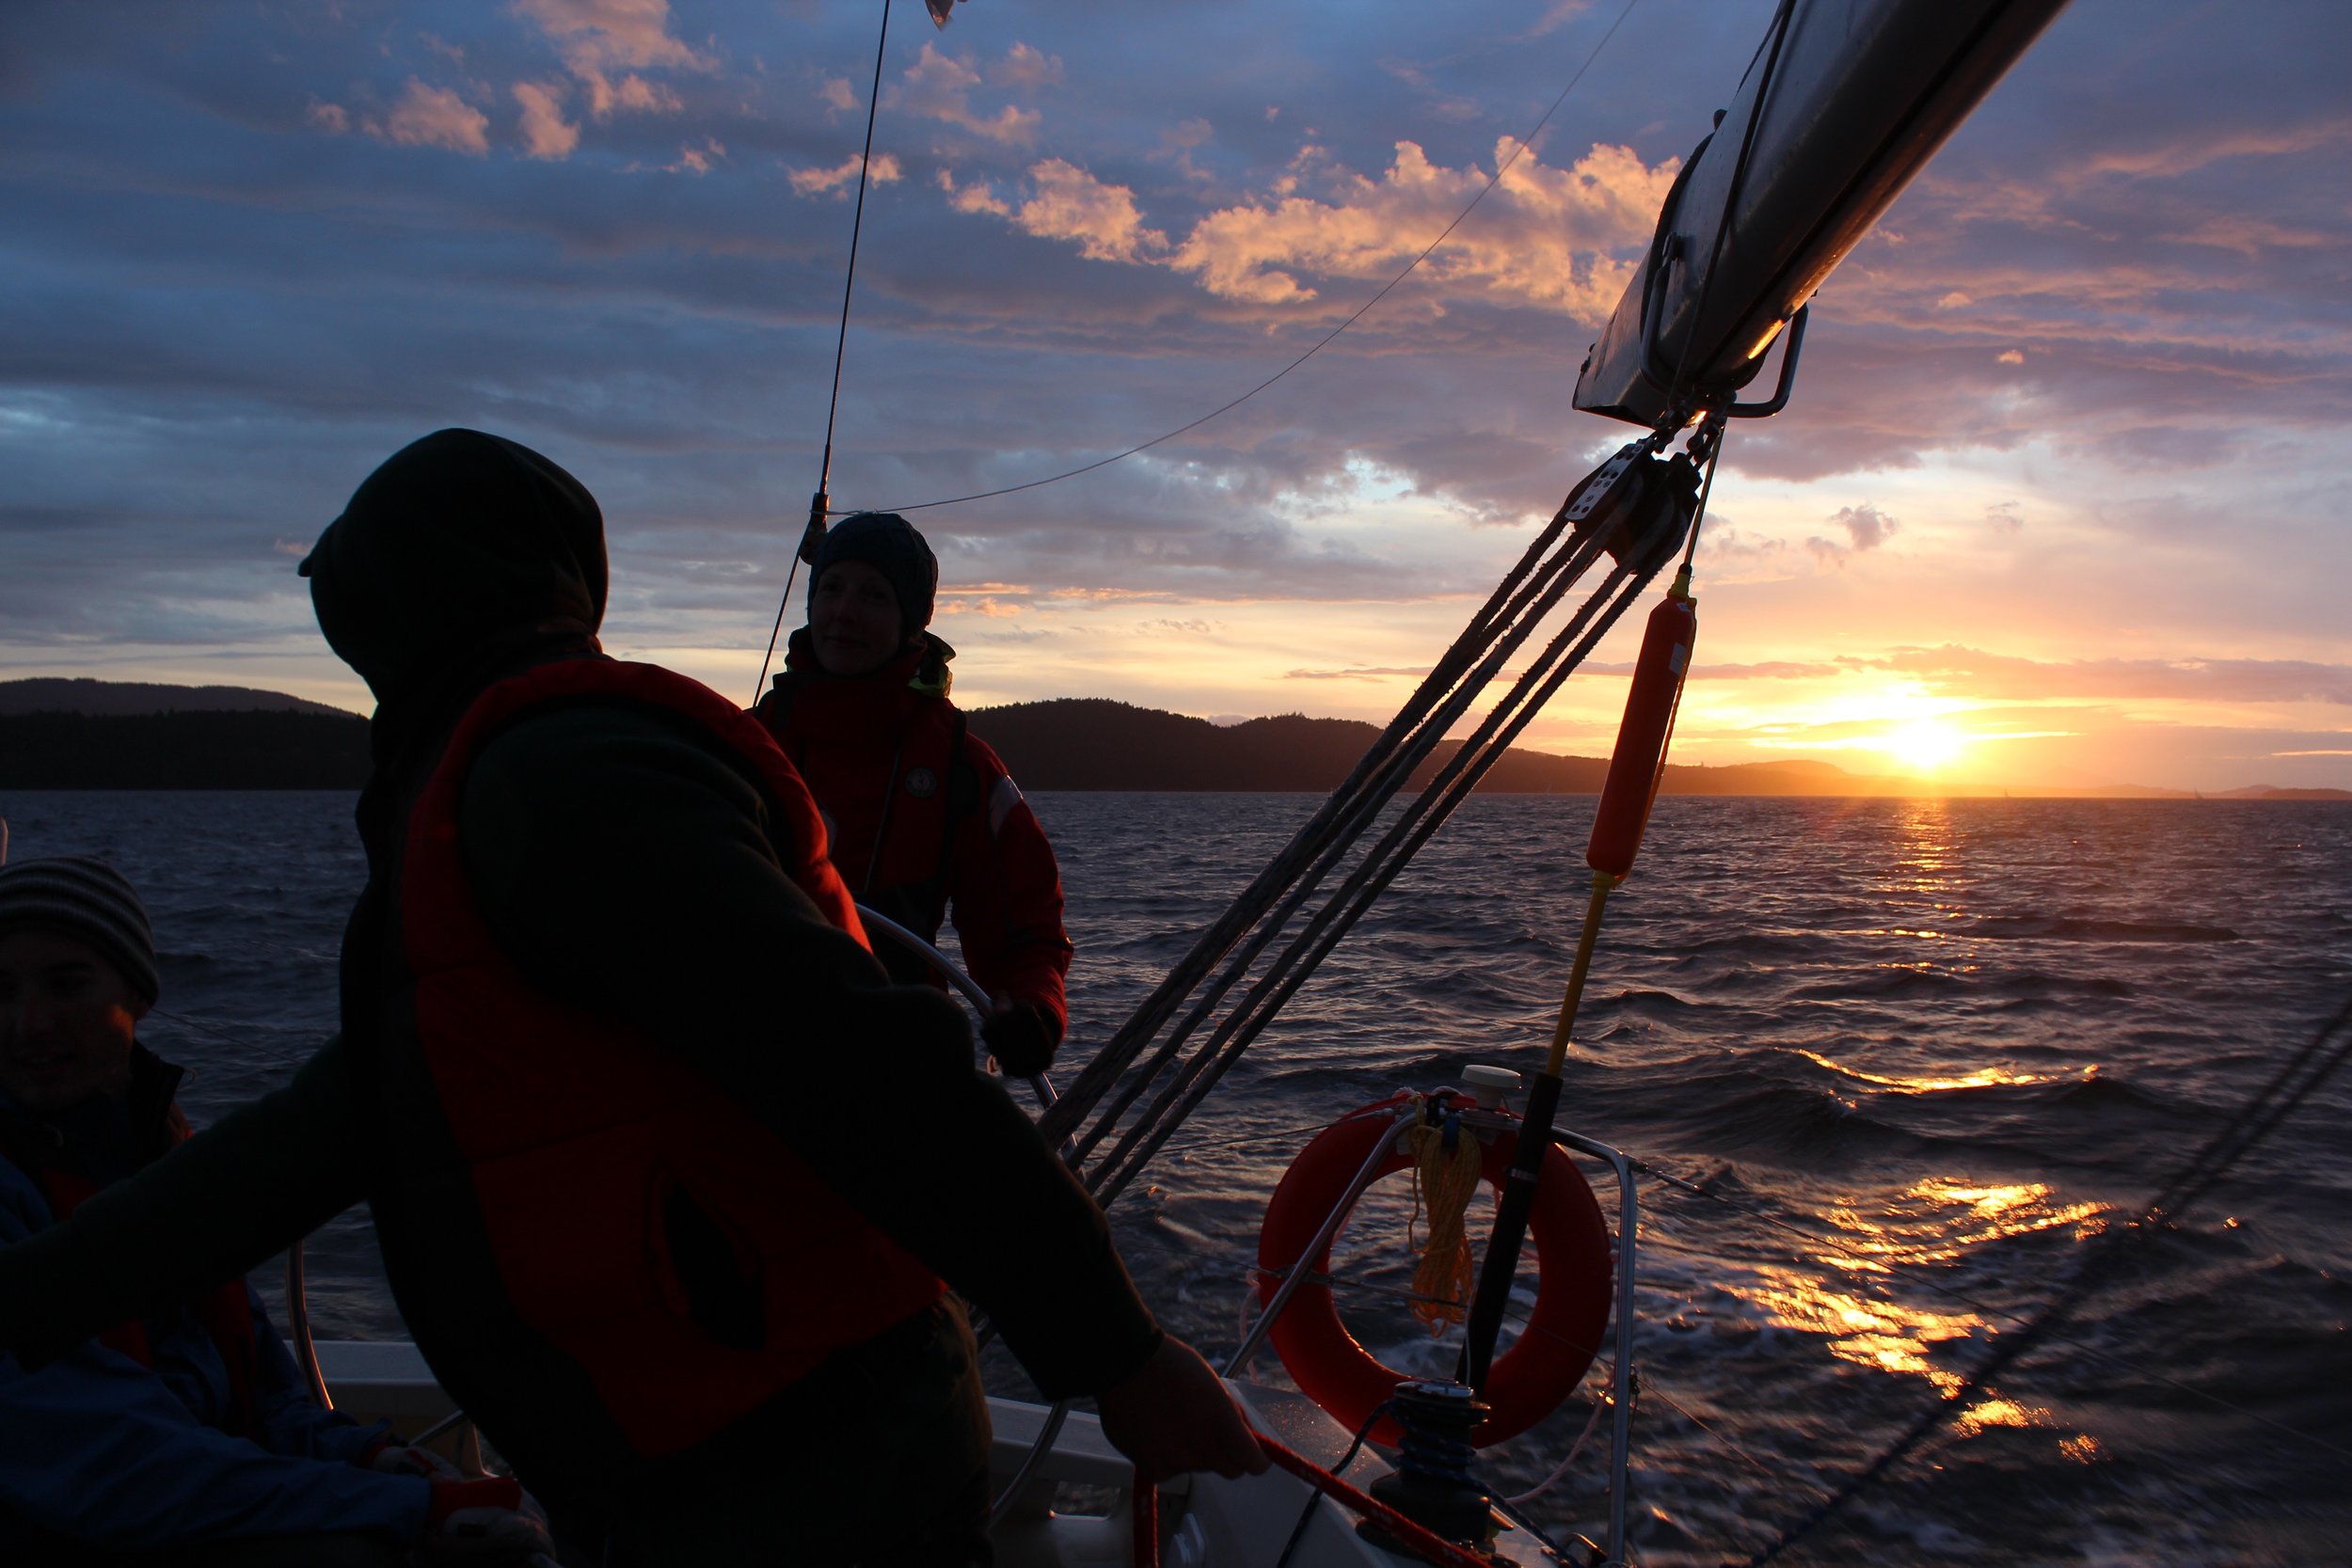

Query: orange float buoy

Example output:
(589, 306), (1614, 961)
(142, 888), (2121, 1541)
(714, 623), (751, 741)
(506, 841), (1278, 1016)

(1588, 573), (1696, 880)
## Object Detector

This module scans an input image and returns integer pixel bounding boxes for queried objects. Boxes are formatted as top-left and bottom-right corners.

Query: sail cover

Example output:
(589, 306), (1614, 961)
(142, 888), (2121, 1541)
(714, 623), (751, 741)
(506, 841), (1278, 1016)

(1574, 0), (2069, 427)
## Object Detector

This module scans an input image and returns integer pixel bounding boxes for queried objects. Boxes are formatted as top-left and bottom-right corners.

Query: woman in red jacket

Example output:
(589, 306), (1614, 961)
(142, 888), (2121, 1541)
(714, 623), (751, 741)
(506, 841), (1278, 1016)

(755, 513), (1073, 1079)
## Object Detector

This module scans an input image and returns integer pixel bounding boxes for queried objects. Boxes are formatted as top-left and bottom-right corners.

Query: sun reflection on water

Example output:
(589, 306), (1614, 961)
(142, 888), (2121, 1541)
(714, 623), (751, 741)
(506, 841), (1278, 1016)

(1792, 1047), (2044, 1093)
(1741, 1267), (1980, 1390)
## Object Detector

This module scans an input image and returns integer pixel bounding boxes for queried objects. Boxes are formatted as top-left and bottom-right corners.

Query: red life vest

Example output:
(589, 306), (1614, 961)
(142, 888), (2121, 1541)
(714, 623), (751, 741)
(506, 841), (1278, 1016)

(8, 1113), (262, 1437)
(391, 657), (944, 1461)
(757, 638), (976, 951)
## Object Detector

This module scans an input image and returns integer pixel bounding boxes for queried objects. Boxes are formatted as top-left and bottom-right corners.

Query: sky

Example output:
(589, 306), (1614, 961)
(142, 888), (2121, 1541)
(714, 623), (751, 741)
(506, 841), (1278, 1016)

(2, 0), (2346, 792)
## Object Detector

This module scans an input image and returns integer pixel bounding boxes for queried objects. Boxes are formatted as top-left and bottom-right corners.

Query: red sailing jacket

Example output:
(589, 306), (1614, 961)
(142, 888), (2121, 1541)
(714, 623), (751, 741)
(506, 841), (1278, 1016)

(378, 657), (944, 1463)
(755, 633), (1073, 1039)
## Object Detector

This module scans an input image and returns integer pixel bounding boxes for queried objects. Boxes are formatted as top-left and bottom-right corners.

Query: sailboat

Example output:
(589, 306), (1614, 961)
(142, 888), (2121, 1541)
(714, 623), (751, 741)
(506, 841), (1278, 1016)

(284, 4), (2160, 1564)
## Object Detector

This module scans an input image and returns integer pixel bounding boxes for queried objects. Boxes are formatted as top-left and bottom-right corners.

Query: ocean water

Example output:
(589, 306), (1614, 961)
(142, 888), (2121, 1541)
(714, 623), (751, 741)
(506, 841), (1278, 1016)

(4, 789), (2347, 1566)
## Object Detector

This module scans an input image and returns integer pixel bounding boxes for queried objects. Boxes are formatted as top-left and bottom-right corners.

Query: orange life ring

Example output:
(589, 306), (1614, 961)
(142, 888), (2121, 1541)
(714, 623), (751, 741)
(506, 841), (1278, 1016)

(1255, 1090), (1612, 1448)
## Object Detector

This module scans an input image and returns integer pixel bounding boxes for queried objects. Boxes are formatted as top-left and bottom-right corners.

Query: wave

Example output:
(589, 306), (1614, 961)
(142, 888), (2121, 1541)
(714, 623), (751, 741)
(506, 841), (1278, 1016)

(1969, 914), (2243, 943)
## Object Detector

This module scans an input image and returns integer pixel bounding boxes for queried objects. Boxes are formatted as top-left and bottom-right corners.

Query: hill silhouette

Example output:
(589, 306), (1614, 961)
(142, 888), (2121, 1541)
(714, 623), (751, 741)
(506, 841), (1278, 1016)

(966, 698), (1868, 795)
(0, 677), (350, 718)
(3, 682), (2344, 798)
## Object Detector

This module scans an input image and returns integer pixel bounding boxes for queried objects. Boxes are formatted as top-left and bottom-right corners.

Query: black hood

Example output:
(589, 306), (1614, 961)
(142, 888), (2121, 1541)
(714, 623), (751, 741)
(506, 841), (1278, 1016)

(301, 429), (609, 704)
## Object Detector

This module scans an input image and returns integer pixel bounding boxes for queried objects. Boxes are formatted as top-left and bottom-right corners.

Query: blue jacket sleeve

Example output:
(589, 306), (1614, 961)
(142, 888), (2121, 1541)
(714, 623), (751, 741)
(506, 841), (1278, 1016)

(0, 1165), (427, 1549)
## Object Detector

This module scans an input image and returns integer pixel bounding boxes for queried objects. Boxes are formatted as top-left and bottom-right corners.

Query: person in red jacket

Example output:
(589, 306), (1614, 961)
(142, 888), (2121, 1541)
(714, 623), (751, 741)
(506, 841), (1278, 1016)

(755, 513), (1073, 1080)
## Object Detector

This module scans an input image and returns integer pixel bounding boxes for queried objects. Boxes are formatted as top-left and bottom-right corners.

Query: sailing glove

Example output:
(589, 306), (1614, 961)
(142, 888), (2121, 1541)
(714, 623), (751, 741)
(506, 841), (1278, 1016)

(426, 1475), (558, 1562)
(981, 998), (1059, 1079)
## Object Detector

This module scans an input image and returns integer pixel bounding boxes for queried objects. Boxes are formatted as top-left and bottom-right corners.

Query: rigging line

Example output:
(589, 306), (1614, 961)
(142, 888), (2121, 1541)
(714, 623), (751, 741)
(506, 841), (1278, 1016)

(1090, 557), (1667, 1207)
(1639, 1384), (1785, 1483)
(753, 0), (896, 703)
(1679, 415), (1724, 572)
(1729, 991), (2352, 1568)
(1042, 488), (1595, 1146)
(867, 0), (1646, 517)
(1080, 542), (1633, 1187)
(818, 0), (894, 498)
(1065, 473), (1642, 1161)
(1070, 525), (1619, 1169)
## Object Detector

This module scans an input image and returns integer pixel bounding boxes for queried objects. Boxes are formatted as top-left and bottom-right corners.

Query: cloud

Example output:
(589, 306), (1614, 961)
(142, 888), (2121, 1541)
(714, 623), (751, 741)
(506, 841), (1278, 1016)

(818, 77), (857, 116)
(938, 170), (1009, 216)
(1286, 664), (1430, 680)
(790, 151), (901, 198)
(305, 100), (349, 135)
(2078, 118), (2352, 182)
(991, 42), (1063, 91)
(966, 137), (1676, 313)
(511, 0), (707, 119)
(1832, 503), (1899, 551)
(672, 138), (724, 177)
(1692, 661), (1847, 681)
(1015, 161), (1168, 263)
(512, 80), (579, 160)
(1856, 646), (2352, 706)
(367, 79), (489, 156)
(895, 41), (1043, 144)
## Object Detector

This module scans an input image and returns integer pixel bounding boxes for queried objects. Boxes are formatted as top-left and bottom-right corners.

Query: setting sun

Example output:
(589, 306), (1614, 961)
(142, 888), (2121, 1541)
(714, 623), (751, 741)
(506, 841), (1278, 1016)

(1884, 719), (1970, 773)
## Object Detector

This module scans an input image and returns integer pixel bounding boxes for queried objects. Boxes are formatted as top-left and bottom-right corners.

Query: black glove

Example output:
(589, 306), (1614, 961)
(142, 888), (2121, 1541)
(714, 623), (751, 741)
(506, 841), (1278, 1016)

(980, 999), (1060, 1079)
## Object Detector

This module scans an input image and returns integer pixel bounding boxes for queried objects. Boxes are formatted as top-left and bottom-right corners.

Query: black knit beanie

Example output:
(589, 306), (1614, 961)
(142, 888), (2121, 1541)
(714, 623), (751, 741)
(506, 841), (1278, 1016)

(810, 513), (938, 632)
(0, 857), (160, 1006)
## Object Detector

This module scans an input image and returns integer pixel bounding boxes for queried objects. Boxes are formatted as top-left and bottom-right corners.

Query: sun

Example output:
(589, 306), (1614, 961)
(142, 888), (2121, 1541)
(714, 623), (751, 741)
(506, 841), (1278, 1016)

(1884, 719), (1969, 772)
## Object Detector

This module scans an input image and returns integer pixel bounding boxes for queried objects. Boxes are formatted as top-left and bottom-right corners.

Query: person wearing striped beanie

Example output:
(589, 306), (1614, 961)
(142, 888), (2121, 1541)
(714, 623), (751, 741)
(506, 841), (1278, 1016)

(0, 856), (158, 1113)
(0, 857), (546, 1560)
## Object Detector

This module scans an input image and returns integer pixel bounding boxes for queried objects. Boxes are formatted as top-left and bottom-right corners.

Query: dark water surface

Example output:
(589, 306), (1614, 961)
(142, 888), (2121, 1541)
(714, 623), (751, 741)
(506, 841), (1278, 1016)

(5, 790), (2348, 1566)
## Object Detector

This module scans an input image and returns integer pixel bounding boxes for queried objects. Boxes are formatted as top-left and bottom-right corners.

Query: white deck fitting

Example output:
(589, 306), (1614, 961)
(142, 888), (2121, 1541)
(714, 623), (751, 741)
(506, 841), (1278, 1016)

(313, 1343), (1562, 1567)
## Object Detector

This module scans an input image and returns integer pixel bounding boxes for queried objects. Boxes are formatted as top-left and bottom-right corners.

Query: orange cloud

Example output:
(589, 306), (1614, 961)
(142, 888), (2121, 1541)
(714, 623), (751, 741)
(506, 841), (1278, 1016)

(1015, 160), (1167, 262)
(368, 79), (489, 156)
(952, 137), (1675, 314)
(895, 41), (1044, 144)
(512, 80), (579, 160)
(789, 151), (900, 198)
(511, 0), (707, 120)
(1858, 646), (2352, 705)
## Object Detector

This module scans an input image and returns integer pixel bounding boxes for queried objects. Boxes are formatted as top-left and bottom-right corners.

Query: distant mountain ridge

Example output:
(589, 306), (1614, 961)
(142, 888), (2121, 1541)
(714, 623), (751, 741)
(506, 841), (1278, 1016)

(0, 677), (351, 719)
(963, 699), (1854, 796)
(1, 681), (2344, 798)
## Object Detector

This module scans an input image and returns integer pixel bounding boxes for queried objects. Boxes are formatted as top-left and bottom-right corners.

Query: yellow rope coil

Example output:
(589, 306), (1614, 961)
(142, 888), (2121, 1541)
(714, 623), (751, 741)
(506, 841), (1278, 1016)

(1405, 1121), (1485, 1334)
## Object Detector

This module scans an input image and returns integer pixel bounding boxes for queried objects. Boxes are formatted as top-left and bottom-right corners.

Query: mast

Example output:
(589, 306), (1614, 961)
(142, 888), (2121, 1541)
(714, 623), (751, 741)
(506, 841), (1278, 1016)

(1575, 0), (2070, 427)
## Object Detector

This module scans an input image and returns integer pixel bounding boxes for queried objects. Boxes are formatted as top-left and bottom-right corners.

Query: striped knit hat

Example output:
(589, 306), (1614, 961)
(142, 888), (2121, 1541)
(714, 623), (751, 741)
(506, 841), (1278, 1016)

(0, 857), (160, 1005)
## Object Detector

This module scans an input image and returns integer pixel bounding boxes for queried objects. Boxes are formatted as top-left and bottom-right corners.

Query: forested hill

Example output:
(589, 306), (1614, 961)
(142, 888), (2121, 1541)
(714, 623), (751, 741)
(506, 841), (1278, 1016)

(0, 678), (350, 718)
(965, 698), (1849, 796)
(6, 683), (2342, 798)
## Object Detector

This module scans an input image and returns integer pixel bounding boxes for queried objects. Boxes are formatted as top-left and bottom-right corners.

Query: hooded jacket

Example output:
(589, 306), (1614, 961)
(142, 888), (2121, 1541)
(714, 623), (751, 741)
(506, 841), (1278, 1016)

(758, 629), (1073, 1040)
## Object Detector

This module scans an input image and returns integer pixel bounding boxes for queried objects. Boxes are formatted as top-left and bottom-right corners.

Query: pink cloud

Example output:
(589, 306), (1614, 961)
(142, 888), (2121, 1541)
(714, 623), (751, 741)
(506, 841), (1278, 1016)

(367, 79), (489, 156)
(937, 170), (1009, 216)
(1015, 160), (1167, 263)
(511, 0), (707, 120)
(1141, 138), (1674, 309)
(512, 79), (579, 160)
(789, 151), (901, 198)
(894, 41), (1044, 144)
